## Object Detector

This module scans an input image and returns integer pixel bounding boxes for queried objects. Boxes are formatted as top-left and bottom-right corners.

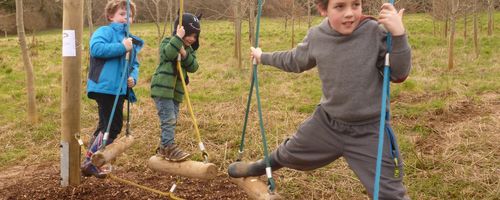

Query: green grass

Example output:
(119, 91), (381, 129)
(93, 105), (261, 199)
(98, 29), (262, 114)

(0, 12), (499, 199)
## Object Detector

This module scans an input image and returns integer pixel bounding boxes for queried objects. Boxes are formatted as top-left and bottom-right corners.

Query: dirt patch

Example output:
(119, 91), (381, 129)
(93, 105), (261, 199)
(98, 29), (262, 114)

(0, 164), (249, 200)
(412, 93), (498, 155)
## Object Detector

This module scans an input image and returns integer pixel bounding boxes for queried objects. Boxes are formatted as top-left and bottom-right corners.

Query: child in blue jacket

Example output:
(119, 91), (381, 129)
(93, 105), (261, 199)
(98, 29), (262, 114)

(81, 0), (144, 178)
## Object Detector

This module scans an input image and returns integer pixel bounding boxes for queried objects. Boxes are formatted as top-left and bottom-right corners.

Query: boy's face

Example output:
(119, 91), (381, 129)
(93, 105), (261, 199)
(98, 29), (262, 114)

(109, 7), (133, 24)
(320, 0), (362, 35)
(183, 33), (197, 47)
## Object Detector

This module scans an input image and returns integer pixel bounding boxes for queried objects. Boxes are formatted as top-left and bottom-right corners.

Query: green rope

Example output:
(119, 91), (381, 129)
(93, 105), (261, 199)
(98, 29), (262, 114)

(238, 0), (276, 192)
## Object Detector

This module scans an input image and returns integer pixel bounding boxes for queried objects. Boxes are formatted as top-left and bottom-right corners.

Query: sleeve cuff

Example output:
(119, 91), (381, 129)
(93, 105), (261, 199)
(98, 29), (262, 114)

(120, 44), (127, 54)
(261, 53), (272, 65)
(391, 34), (410, 53)
(171, 35), (184, 51)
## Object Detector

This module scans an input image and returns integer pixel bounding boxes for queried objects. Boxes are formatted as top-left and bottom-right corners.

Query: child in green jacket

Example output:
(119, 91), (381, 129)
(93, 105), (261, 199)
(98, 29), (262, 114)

(150, 13), (201, 161)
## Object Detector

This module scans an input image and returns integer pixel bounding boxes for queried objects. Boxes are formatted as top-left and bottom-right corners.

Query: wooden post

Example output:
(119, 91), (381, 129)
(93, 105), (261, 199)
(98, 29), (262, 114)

(148, 155), (217, 179)
(231, 177), (281, 200)
(61, 0), (84, 187)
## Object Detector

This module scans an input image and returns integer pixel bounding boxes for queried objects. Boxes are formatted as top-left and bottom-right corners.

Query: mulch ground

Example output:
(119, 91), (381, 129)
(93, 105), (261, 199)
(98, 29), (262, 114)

(0, 163), (249, 200)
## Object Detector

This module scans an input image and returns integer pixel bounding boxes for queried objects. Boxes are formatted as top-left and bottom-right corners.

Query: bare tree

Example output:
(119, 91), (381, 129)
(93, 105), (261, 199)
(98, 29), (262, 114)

(234, 0), (242, 68)
(448, 0), (459, 70)
(15, 0), (37, 123)
(473, 0), (480, 58)
(463, 3), (468, 40)
(307, 0), (312, 28)
(248, 0), (256, 46)
(291, 0), (295, 48)
(487, 0), (495, 36)
(432, 0), (452, 38)
(167, 0), (174, 34)
(86, 0), (93, 36)
(145, 0), (172, 44)
(432, 0), (437, 36)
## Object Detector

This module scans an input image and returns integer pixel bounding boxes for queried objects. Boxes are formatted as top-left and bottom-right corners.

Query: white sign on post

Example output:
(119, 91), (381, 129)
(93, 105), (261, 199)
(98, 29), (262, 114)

(62, 30), (76, 57)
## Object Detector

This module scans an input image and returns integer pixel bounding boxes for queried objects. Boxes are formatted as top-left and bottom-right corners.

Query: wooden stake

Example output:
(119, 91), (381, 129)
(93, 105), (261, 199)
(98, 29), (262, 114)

(91, 136), (135, 167)
(61, 0), (84, 187)
(148, 155), (217, 180)
(230, 177), (281, 200)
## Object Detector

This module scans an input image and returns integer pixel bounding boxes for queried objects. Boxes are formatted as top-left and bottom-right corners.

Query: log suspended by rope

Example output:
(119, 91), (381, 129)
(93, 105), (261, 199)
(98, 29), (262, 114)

(147, 155), (217, 180)
(91, 135), (135, 167)
(230, 177), (281, 200)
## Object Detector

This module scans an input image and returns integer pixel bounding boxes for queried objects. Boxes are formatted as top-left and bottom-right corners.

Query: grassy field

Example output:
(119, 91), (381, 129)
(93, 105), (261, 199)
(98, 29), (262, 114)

(0, 12), (499, 199)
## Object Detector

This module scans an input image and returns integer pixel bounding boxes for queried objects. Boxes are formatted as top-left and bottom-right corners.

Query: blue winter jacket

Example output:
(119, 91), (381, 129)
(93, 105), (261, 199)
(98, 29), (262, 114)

(87, 22), (144, 100)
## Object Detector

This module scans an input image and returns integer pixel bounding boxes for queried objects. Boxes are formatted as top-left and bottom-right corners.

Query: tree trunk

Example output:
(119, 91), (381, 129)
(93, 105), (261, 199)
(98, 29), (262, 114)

(169, 0), (173, 34)
(248, 0), (256, 46)
(463, 8), (467, 40)
(15, 0), (37, 123)
(473, 0), (480, 58)
(487, 0), (494, 36)
(432, 0), (436, 36)
(155, 0), (161, 43)
(444, 19), (448, 38)
(284, 16), (288, 32)
(86, 0), (93, 36)
(234, 0), (242, 68)
(174, 0), (179, 18)
(291, 0), (295, 48)
(448, 0), (458, 70)
(161, 0), (171, 40)
(307, 0), (312, 28)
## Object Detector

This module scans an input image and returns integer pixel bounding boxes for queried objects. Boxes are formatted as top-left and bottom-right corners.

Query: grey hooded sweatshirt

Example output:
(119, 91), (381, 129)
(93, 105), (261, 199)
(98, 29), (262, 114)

(261, 18), (411, 124)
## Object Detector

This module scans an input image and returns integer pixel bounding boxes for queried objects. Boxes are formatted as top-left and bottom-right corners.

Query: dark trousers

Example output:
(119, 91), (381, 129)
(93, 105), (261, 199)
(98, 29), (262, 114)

(88, 92), (125, 145)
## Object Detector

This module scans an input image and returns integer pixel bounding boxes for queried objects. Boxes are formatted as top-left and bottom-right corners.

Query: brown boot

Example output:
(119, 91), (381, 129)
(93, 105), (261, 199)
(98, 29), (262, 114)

(157, 144), (191, 162)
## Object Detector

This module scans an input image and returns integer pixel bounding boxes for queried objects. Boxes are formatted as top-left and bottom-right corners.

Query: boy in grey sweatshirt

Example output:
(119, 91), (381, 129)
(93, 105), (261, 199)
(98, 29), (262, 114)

(228, 0), (411, 199)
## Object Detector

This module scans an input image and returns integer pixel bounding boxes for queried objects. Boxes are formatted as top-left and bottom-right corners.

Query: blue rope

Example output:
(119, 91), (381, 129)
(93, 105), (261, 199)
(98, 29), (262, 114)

(374, 0), (395, 199)
(125, 0), (131, 137)
(101, 0), (132, 149)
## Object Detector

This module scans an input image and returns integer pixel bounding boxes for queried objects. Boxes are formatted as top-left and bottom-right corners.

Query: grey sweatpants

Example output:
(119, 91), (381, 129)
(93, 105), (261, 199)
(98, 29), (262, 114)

(271, 105), (408, 199)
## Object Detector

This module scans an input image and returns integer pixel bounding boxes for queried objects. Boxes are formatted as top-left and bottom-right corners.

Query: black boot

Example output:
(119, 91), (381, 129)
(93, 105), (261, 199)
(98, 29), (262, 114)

(228, 155), (282, 178)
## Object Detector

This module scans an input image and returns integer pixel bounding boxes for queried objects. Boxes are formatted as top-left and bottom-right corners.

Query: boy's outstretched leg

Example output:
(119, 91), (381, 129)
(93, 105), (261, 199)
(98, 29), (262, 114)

(343, 123), (409, 200)
(228, 154), (282, 178)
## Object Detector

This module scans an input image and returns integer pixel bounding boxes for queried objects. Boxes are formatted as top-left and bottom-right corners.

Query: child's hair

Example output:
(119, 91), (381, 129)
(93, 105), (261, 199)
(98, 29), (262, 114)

(314, 0), (330, 10)
(105, 0), (136, 21)
(315, 0), (365, 11)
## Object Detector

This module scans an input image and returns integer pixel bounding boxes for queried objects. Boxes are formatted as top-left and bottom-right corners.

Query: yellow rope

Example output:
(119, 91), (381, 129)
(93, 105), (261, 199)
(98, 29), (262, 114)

(176, 60), (204, 148)
(176, 0), (209, 161)
(107, 174), (184, 200)
(75, 136), (183, 199)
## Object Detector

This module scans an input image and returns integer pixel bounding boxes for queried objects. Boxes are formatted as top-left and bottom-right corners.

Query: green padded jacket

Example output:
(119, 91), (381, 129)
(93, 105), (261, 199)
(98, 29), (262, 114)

(150, 36), (199, 102)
